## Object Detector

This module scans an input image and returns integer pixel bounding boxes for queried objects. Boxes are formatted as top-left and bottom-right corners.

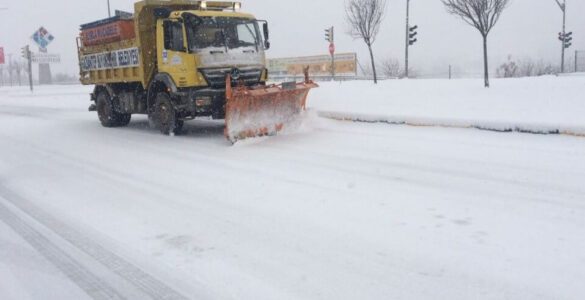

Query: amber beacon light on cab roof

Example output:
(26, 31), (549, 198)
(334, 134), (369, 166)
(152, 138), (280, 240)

(77, 0), (317, 143)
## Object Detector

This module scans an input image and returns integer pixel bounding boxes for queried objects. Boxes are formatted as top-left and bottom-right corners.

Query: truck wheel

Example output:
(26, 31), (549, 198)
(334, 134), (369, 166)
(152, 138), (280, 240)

(153, 93), (182, 135)
(175, 120), (184, 133)
(96, 92), (119, 128)
(116, 114), (132, 127)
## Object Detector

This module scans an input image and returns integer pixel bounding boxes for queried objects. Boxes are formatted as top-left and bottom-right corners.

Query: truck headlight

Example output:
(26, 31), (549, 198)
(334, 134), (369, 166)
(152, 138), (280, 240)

(233, 2), (241, 11)
(200, 1), (207, 10)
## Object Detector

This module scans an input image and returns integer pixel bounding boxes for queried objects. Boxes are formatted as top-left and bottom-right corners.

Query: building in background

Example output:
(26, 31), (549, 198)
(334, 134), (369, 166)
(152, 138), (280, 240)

(267, 53), (357, 80)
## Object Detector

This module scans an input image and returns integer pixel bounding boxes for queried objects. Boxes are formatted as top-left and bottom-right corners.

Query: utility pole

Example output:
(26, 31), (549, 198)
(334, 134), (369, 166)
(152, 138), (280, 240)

(107, 0), (111, 17)
(405, 0), (410, 78)
(404, 0), (418, 78)
(27, 50), (33, 91)
(325, 26), (335, 81)
(554, 0), (567, 73)
(331, 27), (335, 81)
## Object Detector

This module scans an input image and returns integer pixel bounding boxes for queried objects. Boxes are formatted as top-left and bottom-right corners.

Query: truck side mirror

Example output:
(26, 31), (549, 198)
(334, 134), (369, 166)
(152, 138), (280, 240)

(262, 22), (270, 50)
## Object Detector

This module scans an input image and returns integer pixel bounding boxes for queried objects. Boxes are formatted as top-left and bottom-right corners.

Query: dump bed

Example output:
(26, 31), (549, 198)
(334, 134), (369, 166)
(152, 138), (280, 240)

(78, 11), (142, 86)
(78, 1), (203, 87)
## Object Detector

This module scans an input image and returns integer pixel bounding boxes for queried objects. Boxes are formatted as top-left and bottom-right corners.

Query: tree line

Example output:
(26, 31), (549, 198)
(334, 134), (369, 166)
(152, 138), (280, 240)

(0, 62), (77, 86)
(345, 0), (510, 87)
(0, 61), (29, 86)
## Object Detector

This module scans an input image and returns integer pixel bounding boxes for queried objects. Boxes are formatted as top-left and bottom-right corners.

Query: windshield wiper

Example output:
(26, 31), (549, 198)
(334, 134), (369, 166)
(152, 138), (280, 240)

(244, 23), (259, 52)
(220, 29), (229, 53)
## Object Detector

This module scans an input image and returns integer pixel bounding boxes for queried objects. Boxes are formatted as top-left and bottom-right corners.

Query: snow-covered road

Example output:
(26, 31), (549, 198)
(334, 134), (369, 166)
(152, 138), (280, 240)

(1, 85), (584, 299)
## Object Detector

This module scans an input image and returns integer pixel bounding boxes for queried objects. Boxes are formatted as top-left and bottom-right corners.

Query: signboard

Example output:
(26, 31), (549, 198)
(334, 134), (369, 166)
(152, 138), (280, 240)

(31, 27), (55, 49)
(267, 53), (357, 77)
(32, 53), (61, 64)
(329, 43), (335, 56)
(80, 47), (140, 71)
(80, 20), (135, 47)
(0, 47), (4, 65)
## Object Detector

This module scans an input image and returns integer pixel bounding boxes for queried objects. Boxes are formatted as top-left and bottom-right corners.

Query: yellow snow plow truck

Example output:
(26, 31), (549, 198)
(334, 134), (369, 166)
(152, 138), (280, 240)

(77, 0), (317, 142)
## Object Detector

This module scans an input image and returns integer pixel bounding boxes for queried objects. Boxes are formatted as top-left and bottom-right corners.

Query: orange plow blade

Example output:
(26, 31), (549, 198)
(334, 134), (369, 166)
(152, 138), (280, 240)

(224, 73), (318, 143)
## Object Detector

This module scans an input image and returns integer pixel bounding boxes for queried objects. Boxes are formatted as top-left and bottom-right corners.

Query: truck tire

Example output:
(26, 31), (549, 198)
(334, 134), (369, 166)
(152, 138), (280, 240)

(153, 93), (182, 135)
(96, 91), (132, 127)
(96, 92), (120, 128)
(116, 114), (132, 127)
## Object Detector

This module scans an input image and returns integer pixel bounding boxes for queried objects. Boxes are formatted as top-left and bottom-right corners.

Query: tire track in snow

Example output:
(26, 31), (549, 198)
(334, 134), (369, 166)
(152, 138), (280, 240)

(0, 187), (190, 300)
(0, 199), (125, 300)
(2, 128), (584, 212)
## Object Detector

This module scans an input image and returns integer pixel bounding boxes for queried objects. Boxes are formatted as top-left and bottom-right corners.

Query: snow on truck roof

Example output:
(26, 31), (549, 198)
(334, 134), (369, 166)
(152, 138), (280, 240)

(135, 0), (242, 11)
(80, 1), (253, 30)
(80, 11), (133, 30)
(169, 10), (255, 19)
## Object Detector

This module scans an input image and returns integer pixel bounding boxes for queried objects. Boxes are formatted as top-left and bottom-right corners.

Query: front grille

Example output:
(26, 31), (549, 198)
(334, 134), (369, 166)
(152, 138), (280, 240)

(200, 68), (262, 88)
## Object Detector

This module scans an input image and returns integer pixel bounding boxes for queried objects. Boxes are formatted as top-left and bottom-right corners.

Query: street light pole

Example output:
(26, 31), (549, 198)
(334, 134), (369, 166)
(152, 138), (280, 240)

(554, 0), (566, 73)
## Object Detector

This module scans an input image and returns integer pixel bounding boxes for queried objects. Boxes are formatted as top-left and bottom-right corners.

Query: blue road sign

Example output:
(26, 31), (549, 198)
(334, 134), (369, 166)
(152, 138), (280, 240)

(31, 27), (55, 49)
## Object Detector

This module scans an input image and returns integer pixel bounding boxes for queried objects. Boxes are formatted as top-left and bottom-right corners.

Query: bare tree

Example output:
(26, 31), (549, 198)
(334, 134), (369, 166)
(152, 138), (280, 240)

(13, 61), (26, 86)
(345, 0), (387, 84)
(496, 56), (561, 78)
(441, 0), (510, 87)
(379, 58), (418, 78)
(380, 58), (402, 78)
(535, 60), (559, 76)
(496, 55), (518, 78)
(518, 58), (536, 77)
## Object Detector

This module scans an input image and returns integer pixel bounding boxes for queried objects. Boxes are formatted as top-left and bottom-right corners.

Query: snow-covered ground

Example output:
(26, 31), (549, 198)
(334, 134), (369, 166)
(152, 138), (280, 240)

(314, 76), (585, 136)
(0, 79), (584, 299)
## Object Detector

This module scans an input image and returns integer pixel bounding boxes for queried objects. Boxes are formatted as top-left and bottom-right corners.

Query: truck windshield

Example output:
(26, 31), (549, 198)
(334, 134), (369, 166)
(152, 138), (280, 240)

(185, 16), (261, 51)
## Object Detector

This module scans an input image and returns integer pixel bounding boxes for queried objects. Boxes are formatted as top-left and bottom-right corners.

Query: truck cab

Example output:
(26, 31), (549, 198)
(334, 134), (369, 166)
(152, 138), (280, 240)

(154, 5), (270, 119)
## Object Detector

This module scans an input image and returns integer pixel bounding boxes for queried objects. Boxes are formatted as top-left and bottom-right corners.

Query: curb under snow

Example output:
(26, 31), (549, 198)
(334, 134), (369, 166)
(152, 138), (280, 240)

(318, 111), (585, 138)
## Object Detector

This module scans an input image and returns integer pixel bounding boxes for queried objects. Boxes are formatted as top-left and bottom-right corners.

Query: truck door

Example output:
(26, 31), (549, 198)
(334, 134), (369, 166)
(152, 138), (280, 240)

(157, 19), (195, 87)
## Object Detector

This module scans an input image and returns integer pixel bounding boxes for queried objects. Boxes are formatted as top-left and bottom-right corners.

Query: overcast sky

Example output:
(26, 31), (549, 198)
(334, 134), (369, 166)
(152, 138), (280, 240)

(0, 0), (583, 77)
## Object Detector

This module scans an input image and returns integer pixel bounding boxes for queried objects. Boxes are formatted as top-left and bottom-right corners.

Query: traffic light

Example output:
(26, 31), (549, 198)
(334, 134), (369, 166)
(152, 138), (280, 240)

(564, 31), (573, 49)
(560, 32), (573, 49)
(324, 26), (334, 43)
(409, 25), (418, 46)
(21, 45), (30, 59)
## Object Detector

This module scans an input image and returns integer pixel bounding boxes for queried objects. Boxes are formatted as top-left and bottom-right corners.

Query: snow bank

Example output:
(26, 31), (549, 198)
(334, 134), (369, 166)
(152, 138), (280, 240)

(310, 76), (585, 136)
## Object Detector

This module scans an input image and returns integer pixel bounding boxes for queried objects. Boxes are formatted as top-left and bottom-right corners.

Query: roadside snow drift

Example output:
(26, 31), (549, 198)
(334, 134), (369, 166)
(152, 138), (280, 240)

(311, 76), (585, 136)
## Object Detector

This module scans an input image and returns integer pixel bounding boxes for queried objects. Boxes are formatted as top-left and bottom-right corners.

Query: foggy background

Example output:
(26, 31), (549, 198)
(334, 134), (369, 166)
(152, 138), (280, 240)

(0, 0), (582, 79)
